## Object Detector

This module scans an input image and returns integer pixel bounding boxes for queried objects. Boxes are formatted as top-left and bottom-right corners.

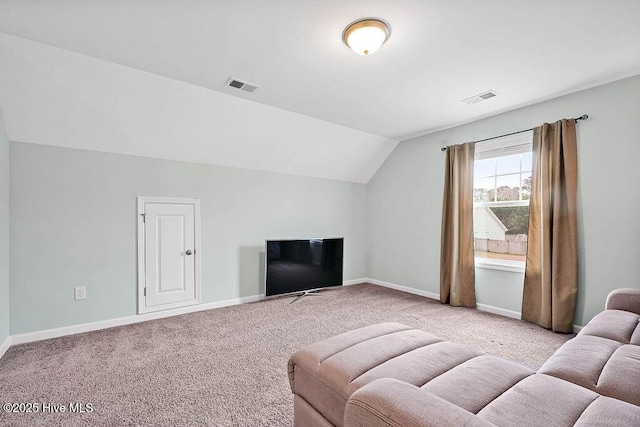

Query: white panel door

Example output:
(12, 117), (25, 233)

(138, 197), (201, 313)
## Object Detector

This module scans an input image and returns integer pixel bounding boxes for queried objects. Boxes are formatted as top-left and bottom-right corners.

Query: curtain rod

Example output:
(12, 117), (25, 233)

(439, 114), (589, 151)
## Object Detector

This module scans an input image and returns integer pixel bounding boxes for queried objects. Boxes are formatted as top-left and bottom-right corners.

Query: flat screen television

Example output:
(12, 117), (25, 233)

(265, 238), (344, 297)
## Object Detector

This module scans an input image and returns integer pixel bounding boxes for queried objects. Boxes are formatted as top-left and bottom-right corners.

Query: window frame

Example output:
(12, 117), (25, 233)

(473, 131), (533, 273)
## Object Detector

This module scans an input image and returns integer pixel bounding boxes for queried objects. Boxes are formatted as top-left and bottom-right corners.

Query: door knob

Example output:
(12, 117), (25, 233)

(185, 250), (193, 255)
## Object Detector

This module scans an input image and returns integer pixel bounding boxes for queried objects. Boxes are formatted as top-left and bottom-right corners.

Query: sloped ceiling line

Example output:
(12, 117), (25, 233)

(0, 33), (398, 184)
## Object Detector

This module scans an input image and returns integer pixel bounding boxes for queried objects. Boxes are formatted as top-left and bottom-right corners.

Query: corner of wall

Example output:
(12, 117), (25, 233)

(0, 107), (10, 353)
(362, 75), (640, 325)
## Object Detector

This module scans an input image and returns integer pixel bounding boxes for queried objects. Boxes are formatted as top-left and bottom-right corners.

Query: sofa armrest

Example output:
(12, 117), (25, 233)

(605, 288), (640, 315)
(344, 378), (495, 427)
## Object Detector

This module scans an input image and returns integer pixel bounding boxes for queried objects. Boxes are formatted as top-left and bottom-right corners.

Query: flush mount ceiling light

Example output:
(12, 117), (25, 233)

(342, 18), (391, 56)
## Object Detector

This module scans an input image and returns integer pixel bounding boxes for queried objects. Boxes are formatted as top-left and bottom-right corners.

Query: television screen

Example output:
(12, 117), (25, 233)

(265, 238), (344, 297)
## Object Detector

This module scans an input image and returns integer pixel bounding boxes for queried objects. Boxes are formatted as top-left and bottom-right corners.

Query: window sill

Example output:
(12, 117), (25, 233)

(475, 257), (525, 273)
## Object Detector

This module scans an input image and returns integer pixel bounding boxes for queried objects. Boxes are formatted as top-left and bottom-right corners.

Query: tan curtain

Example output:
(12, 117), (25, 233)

(440, 142), (476, 308)
(522, 119), (578, 333)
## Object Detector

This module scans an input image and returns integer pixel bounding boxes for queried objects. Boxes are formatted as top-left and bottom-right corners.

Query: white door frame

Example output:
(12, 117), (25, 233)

(137, 196), (202, 314)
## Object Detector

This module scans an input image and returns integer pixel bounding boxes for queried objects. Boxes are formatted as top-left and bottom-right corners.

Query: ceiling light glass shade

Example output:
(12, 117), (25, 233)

(343, 19), (390, 56)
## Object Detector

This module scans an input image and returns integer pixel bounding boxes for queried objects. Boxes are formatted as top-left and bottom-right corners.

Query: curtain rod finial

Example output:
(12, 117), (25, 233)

(441, 147), (447, 152)
(578, 114), (588, 121)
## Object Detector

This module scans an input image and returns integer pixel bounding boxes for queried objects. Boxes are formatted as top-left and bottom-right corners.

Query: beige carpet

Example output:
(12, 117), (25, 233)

(0, 283), (571, 426)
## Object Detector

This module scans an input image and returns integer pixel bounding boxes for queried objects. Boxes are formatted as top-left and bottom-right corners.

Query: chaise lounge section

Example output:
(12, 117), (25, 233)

(288, 288), (640, 426)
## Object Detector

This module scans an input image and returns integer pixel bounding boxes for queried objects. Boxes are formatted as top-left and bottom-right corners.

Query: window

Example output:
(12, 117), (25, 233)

(473, 132), (533, 272)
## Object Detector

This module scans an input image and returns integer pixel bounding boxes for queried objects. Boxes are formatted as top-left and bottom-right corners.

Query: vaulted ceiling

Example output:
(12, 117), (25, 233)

(1, 1), (639, 182)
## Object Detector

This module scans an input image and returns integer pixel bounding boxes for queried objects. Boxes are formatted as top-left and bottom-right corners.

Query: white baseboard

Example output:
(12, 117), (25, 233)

(364, 278), (585, 333)
(5, 280), (365, 350)
(366, 278), (522, 319)
(10, 294), (262, 346)
(0, 335), (11, 360)
(1, 280), (585, 358)
(476, 303), (521, 320)
(365, 278), (440, 300)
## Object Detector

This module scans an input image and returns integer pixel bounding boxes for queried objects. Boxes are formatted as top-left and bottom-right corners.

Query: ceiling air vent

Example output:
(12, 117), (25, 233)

(463, 90), (499, 105)
(225, 78), (260, 93)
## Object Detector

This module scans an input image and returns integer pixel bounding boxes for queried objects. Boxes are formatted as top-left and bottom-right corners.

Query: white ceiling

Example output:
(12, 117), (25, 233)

(0, 33), (397, 183)
(0, 1), (639, 181)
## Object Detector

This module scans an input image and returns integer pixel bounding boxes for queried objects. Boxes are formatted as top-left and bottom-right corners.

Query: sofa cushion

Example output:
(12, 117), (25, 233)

(579, 309), (640, 345)
(345, 378), (496, 427)
(574, 396), (640, 426)
(345, 379), (640, 427)
(538, 335), (622, 391)
(605, 288), (640, 315)
(633, 325), (640, 345)
(421, 354), (534, 414)
(350, 340), (482, 389)
(288, 322), (414, 394)
(596, 344), (640, 406)
(288, 323), (482, 426)
(291, 317), (640, 427)
(539, 310), (640, 407)
(477, 374), (599, 427)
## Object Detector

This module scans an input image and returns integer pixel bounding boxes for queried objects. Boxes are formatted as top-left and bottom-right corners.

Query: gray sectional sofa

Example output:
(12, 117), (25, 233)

(288, 288), (640, 426)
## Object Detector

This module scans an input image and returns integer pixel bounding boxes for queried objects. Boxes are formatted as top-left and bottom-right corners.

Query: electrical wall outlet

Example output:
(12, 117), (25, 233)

(74, 286), (86, 300)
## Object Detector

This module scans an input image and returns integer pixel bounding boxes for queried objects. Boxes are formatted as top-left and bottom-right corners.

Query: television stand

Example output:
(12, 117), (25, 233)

(290, 290), (322, 304)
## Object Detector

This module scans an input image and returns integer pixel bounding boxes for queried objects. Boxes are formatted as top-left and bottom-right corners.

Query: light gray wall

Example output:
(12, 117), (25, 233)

(0, 111), (9, 344)
(6, 76), (640, 337)
(367, 75), (640, 327)
(10, 143), (367, 334)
